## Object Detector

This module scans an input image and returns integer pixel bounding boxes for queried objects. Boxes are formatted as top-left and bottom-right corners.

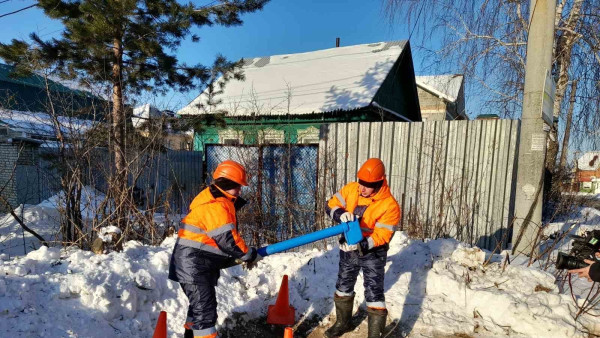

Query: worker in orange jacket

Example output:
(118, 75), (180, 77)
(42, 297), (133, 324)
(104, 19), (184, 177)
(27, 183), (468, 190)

(324, 158), (401, 338)
(169, 160), (261, 338)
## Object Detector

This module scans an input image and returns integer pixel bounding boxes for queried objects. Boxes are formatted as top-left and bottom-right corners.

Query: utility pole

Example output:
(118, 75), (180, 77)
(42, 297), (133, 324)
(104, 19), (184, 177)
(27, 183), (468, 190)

(512, 0), (556, 255)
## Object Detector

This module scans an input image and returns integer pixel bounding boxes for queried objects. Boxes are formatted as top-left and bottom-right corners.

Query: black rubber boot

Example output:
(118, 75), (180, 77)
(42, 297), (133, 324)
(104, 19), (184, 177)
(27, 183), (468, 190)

(324, 293), (355, 338)
(367, 307), (387, 338)
(184, 329), (193, 338)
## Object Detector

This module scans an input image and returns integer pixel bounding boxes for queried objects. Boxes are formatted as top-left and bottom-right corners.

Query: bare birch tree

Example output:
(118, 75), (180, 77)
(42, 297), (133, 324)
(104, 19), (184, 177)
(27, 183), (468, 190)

(383, 0), (600, 175)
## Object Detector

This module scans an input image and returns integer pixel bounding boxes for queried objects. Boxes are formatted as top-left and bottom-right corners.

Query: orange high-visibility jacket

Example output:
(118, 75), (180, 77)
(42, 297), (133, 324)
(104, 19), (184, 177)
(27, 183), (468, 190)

(177, 186), (252, 260)
(327, 179), (401, 248)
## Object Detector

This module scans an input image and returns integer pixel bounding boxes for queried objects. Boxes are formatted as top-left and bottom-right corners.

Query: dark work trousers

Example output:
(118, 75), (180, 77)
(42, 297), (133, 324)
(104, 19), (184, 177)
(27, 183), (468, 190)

(335, 247), (387, 308)
(180, 269), (220, 333)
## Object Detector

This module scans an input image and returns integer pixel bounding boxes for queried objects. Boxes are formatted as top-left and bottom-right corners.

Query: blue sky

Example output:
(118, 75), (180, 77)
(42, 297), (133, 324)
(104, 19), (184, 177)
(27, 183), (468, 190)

(0, 0), (449, 112)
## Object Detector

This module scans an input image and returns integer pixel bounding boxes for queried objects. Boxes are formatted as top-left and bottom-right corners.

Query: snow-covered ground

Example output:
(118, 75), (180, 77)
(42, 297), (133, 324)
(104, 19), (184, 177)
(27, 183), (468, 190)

(0, 187), (106, 258)
(0, 199), (599, 337)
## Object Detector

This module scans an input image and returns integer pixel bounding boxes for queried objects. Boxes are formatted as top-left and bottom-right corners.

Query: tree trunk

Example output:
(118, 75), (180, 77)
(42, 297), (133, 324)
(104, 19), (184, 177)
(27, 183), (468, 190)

(64, 168), (84, 245)
(559, 80), (577, 169)
(112, 36), (128, 233)
(545, 0), (583, 173)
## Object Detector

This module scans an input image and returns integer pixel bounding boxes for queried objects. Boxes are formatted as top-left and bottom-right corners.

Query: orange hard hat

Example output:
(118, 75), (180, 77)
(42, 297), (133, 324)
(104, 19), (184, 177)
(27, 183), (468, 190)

(357, 158), (385, 183)
(213, 160), (248, 186)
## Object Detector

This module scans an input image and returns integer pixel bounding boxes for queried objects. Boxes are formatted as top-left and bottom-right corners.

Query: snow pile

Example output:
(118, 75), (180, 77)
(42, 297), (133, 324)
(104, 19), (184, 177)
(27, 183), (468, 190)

(0, 186), (106, 257)
(0, 203), (61, 257)
(0, 240), (181, 337)
(449, 246), (485, 267)
(98, 226), (122, 243)
(425, 247), (577, 336)
(1, 198), (599, 337)
(0, 232), (595, 337)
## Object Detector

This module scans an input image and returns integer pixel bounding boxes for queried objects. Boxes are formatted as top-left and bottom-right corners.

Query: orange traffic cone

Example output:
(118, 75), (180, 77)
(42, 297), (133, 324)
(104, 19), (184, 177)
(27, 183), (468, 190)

(152, 311), (167, 338)
(283, 326), (294, 338)
(267, 275), (295, 325)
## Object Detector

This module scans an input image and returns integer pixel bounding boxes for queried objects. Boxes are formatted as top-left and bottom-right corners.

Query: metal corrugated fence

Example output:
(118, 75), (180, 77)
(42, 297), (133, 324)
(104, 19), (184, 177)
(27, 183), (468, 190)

(24, 148), (204, 215)
(16, 120), (519, 251)
(317, 119), (520, 250)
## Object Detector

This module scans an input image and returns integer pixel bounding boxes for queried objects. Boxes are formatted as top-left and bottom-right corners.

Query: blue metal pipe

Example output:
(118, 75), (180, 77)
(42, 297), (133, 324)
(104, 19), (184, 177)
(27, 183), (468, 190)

(257, 219), (362, 257)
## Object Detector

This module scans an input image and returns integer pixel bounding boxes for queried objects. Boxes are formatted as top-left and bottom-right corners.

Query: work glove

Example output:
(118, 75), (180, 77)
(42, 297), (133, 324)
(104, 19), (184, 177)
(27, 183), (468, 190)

(340, 212), (355, 223)
(357, 238), (371, 256)
(243, 248), (263, 270)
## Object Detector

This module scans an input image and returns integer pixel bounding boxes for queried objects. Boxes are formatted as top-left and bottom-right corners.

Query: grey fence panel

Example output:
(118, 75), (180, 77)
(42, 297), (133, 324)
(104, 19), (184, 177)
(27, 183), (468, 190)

(420, 122), (434, 235)
(503, 121), (520, 239)
(319, 119), (520, 251)
(335, 124), (347, 187)
(346, 123), (359, 185)
(30, 148), (204, 216)
(15, 165), (40, 205)
(467, 121), (483, 245)
(405, 123), (421, 229)
(490, 119), (509, 249)
(34, 149), (64, 205)
(358, 122), (372, 166)
(163, 151), (205, 214)
(433, 121), (449, 236)
(443, 121), (461, 237)
(395, 122), (410, 229)
(380, 123), (394, 179)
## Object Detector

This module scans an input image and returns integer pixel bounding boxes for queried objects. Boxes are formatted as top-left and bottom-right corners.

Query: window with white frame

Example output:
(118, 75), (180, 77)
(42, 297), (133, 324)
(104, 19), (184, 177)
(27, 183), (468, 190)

(218, 129), (244, 144)
(297, 126), (320, 144)
(258, 128), (285, 144)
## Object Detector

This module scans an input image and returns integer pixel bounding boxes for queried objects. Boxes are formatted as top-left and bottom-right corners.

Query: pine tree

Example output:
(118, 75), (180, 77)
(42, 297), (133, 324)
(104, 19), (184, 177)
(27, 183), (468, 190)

(0, 0), (268, 232)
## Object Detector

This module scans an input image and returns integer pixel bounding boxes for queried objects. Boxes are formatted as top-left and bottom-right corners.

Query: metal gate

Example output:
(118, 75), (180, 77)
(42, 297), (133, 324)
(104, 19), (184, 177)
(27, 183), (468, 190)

(205, 144), (318, 246)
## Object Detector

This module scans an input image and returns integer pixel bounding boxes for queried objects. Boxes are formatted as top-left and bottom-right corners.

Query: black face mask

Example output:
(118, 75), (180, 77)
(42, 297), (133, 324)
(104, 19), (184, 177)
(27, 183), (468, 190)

(214, 177), (241, 191)
(209, 184), (247, 211)
(358, 179), (383, 191)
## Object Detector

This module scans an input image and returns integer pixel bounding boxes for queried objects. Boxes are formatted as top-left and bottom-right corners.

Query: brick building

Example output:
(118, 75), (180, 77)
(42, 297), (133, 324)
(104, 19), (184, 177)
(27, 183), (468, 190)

(576, 152), (600, 192)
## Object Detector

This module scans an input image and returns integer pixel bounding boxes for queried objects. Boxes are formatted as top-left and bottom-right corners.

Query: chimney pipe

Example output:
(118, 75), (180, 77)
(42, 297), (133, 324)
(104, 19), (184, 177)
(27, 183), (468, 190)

(336, 37), (340, 47)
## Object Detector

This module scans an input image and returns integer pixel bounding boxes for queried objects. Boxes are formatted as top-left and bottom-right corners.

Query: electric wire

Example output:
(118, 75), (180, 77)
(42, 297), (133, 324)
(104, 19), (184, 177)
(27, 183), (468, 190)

(0, 3), (36, 19)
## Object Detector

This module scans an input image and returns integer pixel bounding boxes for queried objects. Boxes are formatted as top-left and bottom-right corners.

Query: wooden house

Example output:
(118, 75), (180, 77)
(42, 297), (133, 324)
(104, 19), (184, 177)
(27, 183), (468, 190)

(178, 41), (422, 150)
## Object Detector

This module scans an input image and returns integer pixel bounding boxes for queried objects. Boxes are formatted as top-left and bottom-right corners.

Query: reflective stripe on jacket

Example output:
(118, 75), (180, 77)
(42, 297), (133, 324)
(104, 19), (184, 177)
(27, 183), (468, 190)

(326, 179), (400, 247)
(177, 185), (250, 259)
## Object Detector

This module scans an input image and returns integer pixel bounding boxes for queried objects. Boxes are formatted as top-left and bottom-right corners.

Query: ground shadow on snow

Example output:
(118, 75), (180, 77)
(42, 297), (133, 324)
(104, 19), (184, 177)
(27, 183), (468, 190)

(382, 239), (459, 337)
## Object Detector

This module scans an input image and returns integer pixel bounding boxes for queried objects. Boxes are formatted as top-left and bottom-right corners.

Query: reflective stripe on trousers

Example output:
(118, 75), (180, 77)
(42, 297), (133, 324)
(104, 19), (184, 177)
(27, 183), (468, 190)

(193, 327), (217, 337)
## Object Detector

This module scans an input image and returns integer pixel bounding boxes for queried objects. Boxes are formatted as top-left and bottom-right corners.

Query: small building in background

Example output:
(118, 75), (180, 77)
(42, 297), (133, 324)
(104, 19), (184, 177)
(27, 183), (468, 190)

(576, 152), (600, 193)
(132, 104), (193, 150)
(416, 74), (466, 121)
(0, 63), (105, 210)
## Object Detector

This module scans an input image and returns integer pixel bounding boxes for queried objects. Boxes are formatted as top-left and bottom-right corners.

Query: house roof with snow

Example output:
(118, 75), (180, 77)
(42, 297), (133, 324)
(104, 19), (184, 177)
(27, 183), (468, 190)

(577, 152), (600, 171)
(132, 104), (163, 128)
(178, 41), (421, 122)
(0, 109), (95, 142)
(415, 74), (467, 121)
(416, 74), (463, 103)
